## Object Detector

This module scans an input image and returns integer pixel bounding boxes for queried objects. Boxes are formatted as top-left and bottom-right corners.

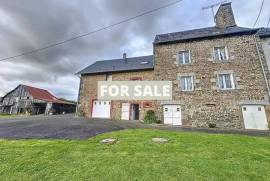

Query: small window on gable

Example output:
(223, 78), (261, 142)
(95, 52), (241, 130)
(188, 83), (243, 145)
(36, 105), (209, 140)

(218, 73), (235, 90)
(180, 76), (194, 91)
(178, 51), (191, 65)
(214, 46), (228, 61)
(258, 107), (262, 111)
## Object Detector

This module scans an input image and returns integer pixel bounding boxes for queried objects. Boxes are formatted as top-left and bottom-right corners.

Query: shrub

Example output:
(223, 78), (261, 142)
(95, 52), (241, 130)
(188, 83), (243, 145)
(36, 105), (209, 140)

(144, 110), (158, 124)
(208, 123), (217, 128)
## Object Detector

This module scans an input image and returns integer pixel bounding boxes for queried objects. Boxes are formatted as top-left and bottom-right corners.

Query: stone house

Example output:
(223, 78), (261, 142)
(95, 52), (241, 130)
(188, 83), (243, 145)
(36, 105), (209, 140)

(77, 55), (155, 120)
(1, 84), (76, 115)
(77, 3), (270, 130)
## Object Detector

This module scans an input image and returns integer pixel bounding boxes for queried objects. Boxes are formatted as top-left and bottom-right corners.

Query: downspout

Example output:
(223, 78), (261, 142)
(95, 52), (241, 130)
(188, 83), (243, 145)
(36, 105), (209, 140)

(254, 35), (270, 102)
(75, 75), (82, 117)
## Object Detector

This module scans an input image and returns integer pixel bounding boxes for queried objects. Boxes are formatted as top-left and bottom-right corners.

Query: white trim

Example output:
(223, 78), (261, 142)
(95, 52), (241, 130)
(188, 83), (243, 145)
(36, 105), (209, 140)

(213, 46), (229, 61)
(217, 73), (235, 90)
(178, 50), (191, 65)
(179, 75), (194, 91)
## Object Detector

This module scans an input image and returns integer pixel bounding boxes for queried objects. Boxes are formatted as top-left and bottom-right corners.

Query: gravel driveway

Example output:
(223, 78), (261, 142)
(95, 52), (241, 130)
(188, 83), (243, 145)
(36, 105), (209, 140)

(0, 115), (143, 140)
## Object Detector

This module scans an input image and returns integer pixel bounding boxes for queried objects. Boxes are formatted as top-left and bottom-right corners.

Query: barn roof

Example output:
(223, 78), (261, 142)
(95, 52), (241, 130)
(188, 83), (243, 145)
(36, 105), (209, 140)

(23, 85), (73, 104)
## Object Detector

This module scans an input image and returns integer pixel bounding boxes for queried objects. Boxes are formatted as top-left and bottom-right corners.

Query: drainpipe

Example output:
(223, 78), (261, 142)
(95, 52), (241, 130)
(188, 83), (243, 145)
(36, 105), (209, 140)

(254, 35), (270, 102)
(75, 75), (82, 117)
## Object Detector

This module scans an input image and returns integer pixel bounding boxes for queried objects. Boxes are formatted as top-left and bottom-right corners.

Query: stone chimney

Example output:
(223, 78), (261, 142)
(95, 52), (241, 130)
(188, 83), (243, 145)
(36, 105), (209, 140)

(123, 53), (127, 59)
(215, 2), (236, 28)
(123, 53), (127, 63)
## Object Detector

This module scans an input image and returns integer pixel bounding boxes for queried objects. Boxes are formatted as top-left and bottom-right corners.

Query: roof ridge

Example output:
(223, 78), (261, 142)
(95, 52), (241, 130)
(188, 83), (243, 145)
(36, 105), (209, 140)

(155, 26), (253, 38)
(95, 55), (153, 63)
(22, 84), (51, 93)
(155, 26), (216, 37)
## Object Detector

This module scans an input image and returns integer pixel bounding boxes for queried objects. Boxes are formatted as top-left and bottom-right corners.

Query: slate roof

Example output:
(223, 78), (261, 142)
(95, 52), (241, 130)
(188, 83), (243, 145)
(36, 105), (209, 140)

(154, 26), (258, 44)
(77, 55), (154, 75)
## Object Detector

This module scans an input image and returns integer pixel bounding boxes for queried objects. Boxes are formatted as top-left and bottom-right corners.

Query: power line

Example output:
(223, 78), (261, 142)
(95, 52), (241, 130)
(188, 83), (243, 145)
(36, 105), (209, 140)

(0, 0), (183, 62)
(253, 0), (265, 28)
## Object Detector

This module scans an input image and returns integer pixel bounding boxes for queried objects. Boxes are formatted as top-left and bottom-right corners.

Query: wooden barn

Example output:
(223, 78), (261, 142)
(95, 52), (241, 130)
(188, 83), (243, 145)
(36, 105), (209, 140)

(0, 85), (76, 115)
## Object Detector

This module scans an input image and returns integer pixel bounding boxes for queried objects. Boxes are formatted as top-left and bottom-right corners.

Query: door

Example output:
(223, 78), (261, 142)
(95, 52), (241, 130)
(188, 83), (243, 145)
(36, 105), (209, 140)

(131, 104), (140, 120)
(92, 101), (111, 118)
(121, 103), (130, 120)
(242, 105), (269, 130)
(163, 105), (181, 126)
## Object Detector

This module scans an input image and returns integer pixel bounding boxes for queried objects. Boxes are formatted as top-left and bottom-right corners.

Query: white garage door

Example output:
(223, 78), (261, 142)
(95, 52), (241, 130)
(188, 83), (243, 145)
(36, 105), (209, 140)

(92, 101), (111, 118)
(163, 105), (181, 126)
(242, 105), (269, 130)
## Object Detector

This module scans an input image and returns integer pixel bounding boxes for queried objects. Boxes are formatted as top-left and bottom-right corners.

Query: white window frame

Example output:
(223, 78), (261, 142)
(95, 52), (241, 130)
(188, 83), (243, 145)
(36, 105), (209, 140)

(178, 50), (191, 65)
(217, 73), (235, 90)
(179, 75), (194, 91)
(213, 46), (229, 61)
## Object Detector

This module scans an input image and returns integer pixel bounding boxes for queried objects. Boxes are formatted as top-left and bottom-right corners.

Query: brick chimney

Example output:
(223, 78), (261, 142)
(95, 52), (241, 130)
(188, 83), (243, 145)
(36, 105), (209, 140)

(215, 2), (236, 28)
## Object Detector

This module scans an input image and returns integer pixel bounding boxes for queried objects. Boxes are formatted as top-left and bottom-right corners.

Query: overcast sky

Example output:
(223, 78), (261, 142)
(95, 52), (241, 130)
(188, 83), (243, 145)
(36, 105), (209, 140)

(0, 0), (269, 100)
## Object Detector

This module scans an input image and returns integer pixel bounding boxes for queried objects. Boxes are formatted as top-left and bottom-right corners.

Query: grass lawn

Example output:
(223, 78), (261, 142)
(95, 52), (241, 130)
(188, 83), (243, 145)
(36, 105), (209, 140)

(0, 129), (269, 181)
(0, 114), (18, 118)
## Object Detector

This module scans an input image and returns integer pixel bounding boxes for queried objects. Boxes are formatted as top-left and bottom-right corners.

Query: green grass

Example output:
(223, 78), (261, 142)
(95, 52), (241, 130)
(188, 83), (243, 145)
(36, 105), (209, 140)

(0, 129), (270, 181)
(0, 114), (17, 118)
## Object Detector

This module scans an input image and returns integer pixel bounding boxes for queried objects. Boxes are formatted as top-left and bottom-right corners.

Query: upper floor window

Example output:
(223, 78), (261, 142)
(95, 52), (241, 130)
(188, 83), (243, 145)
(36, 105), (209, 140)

(218, 73), (235, 90)
(180, 76), (194, 91)
(178, 51), (191, 65)
(214, 46), (228, 61)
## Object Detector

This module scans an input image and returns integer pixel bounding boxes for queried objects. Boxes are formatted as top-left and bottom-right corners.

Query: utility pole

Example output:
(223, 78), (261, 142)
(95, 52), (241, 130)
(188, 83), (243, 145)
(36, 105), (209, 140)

(202, 0), (228, 22)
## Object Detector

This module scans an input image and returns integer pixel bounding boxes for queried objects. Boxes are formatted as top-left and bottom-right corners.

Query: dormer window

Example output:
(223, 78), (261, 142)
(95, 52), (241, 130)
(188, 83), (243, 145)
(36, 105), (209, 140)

(178, 51), (191, 65)
(214, 46), (228, 61)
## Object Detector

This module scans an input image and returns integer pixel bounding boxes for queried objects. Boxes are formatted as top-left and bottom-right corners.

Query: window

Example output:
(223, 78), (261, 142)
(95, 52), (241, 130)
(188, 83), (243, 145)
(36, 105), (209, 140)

(214, 46), (228, 61)
(106, 74), (112, 81)
(178, 51), (191, 65)
(218, 74), (235, 90)
(180, 76), (194, 91)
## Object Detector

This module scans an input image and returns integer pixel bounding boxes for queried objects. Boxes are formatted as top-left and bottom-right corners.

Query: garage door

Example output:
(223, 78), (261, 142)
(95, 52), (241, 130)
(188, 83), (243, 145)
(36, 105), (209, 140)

(242, 105), (269, 130)
(163, 105), (181, 126)
(92, 101), (111, 118)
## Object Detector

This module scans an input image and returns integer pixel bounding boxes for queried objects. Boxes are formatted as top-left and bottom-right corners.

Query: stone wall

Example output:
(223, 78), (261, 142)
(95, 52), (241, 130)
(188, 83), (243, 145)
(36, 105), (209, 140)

(154, 35), (269, 129)
(78, 70), (155, 120)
